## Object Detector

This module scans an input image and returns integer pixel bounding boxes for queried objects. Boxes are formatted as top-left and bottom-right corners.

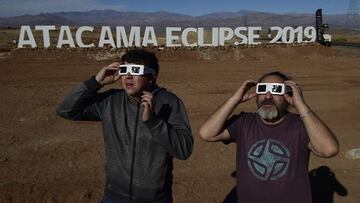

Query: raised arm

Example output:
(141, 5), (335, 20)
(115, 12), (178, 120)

(198, 80), (257, 142)
(56, 63), (121, 121)
(284, 80), (339, 158)
(56, 77), (103, 121)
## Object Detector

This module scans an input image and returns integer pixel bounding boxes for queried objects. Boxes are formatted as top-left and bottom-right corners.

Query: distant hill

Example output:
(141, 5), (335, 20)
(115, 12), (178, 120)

(0, 13), (75, 27)
(0, 9), (358, 29)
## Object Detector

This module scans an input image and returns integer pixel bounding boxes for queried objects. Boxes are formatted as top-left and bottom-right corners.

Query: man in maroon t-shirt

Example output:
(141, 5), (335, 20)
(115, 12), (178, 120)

(199, 71), (339, 203)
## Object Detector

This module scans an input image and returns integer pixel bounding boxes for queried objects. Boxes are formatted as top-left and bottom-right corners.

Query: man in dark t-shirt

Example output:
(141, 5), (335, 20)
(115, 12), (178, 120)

(198, 71), (339, 203)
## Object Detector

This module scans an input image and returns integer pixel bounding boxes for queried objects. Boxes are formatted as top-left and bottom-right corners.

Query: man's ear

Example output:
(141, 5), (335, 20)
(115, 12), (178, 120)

(146, 75), (156, 85)
(151, 74), (157, 84)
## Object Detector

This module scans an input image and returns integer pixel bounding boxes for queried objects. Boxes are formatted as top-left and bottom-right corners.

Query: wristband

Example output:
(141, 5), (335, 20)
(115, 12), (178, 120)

(300, 110), (313, 119)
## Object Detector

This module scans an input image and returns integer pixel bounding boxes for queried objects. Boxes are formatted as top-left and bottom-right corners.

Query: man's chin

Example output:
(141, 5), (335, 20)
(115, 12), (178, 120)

(258, 107), (278, 120)
(125, 90), (141, 98)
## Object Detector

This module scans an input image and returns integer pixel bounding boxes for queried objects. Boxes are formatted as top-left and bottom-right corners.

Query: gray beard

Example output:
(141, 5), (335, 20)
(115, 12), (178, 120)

(258, 106), (279, 120)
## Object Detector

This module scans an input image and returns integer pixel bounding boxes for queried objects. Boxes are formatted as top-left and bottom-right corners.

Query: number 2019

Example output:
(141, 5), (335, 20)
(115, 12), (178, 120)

(269, 26), (316, 44)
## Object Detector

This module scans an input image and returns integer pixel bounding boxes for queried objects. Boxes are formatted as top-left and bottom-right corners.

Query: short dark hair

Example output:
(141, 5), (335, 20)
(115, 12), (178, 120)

(258, 71), (290, 82)
(121, 49), (159, 75)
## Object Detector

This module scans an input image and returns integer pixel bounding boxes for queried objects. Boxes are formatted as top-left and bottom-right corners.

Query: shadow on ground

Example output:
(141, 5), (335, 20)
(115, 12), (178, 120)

(310, 166), (347, 203)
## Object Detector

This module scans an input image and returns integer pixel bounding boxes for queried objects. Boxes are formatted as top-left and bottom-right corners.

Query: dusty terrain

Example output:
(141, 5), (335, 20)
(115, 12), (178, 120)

(0, 44), (359, 202)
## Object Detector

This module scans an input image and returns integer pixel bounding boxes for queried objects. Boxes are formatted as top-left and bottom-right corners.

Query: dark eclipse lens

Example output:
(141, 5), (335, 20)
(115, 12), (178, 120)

(258, 85), (267, 92)
(272, 85), (283, 93)
(120, 67), (127, 73)
(132, 67), (140, 73)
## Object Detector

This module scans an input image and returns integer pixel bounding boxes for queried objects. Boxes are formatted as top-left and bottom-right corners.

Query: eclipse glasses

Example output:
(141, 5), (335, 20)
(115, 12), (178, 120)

(118, 64), (155, 76)
(256, 83), (286, 95)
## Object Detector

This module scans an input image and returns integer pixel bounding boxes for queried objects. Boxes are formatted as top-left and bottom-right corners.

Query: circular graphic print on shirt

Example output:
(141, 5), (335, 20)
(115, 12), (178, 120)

(247, 139), (290, 181)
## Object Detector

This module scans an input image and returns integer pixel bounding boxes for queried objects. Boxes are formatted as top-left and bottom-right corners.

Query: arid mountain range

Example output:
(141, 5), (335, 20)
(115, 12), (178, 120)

(0, 9), (358, 29)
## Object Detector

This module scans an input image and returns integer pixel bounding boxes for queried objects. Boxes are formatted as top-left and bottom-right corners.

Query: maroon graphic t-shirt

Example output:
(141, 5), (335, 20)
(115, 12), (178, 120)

(227, 112), (311, 203)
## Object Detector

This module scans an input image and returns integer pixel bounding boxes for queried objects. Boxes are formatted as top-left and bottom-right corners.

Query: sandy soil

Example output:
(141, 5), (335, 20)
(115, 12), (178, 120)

(0, 44), (359, 202)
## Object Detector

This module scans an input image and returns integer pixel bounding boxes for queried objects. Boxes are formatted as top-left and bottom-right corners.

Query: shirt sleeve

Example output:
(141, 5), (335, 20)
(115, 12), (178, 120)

(225, 112), (244, 144)
(56, 76), (109, 121)
(298, 115), (311, 152)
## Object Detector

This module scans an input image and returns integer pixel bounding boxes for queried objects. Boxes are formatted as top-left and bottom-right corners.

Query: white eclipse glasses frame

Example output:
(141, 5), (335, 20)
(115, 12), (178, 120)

(256, 83), (285, 95)
(118, 64), (156, 76)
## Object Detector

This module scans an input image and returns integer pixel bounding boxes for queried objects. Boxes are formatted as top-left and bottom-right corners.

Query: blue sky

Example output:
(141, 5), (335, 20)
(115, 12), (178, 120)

(0, 0), (350, 17)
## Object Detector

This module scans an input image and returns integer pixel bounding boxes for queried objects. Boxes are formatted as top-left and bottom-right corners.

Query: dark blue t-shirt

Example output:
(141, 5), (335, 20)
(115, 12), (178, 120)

(227, 112), (311, 203)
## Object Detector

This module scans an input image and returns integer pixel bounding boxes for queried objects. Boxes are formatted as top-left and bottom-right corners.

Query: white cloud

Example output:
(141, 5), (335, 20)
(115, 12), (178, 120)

(0, 0), (127, 17)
